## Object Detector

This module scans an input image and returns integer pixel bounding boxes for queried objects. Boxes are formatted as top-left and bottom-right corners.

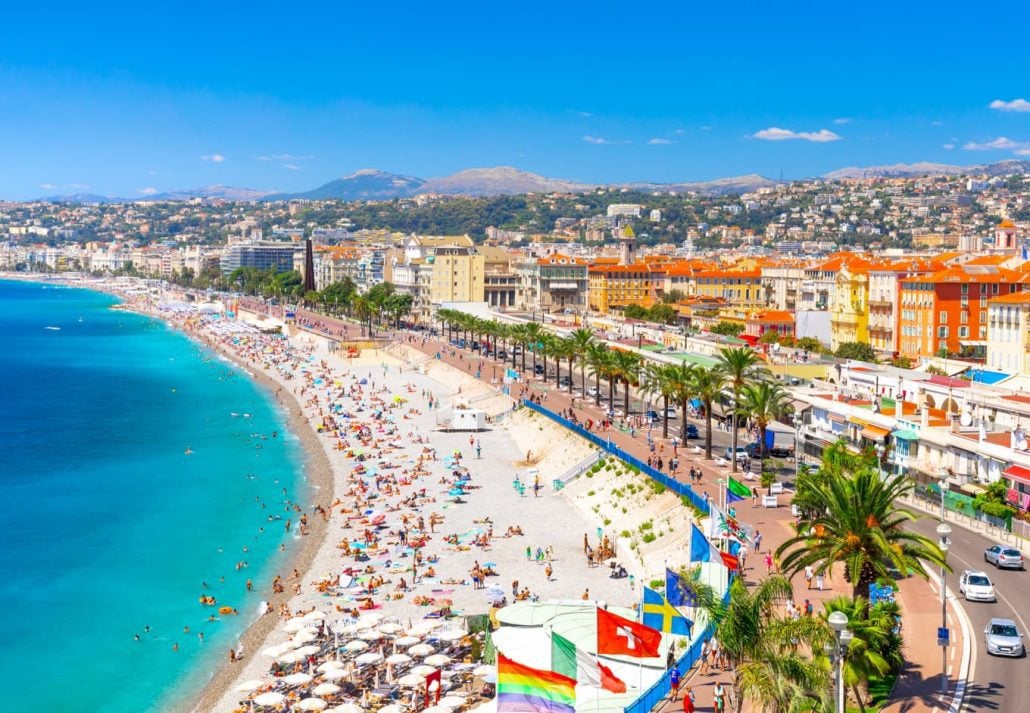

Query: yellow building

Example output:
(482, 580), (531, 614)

(588, 262), (667, 313)
(429, 244), (485, 305)
(829, 262), (871, 351)
(692, 268), (764, 308)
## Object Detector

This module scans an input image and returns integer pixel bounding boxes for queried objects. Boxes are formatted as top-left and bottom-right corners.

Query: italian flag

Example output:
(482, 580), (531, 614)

(551, 632), (627, 693)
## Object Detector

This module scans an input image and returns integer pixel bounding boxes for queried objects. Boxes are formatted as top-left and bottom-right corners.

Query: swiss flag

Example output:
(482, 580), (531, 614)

(597, 608), (662, 658)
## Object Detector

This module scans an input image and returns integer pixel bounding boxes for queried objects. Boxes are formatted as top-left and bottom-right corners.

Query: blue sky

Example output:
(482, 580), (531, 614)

(1, 0), (1029, 199)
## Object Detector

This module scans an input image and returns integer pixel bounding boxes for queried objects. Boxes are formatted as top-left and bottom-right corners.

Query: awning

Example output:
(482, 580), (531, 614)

(849, 416), (869, 427)
(829, 414), (847, 424)
(1003, 464), (1030, 485)
(861, 425), (890, 441)
(892, 429), (919, 441)
(959, 340), (987, 347)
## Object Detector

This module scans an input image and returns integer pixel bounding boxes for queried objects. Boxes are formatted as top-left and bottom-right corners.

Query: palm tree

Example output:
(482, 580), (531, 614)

(568, 327), (595, 395)
(719, 575), (830, 713)
(610, 350), (642, 417)
(818, 595), (903, 713)
(523, 322), (544, 373)
(689, 366), (728, 459)
(641, 363), (675, 439)
(353, 296), (372, 337)
(663, 362), (696, 443)
(777, 463), (948, 600)
(561, 337), (577, 394)
(585, 342), (610, 408)
(717, 347), (764, 473)
(738, 380), (793, 487)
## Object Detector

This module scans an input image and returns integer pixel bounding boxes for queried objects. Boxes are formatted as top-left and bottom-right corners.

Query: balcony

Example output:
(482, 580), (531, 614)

(868, 299), (893, 309)
(547, 282), (581, 291)
(868, 324), (893, 335)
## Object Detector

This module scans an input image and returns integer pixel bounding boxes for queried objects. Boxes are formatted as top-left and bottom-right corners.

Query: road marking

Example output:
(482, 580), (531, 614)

(948, 548), (1030, 636)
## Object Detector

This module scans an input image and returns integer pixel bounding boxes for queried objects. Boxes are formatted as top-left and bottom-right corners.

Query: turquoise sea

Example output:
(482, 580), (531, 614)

(0, 279), (304, 711)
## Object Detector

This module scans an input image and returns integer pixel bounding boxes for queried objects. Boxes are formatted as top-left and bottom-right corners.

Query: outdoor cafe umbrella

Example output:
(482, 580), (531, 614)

(278, 651), (306, 665)
(318, 661), (345, 672)
(398, 673), (426, 687)
(295, 698), (329, 711)
(424, 654), (451, 667)
(312, 683), (342, 697)
(394, 635), (420, 648)
(253, 692), (286, 707)
(379, 622), (404, 634)
(293, 628), (319, 643)
(295, 644), (321, 656)
(321, 669), (347, 681)
(284, 672), (314, 686)
(386, 653), (412, 665)
(344, 640), (369, 653)
(411, 664), (437, 677)
(436, 628), (466, 642)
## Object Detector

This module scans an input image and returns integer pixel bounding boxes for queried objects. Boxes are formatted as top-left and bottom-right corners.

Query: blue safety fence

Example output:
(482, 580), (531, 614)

(521, 400), (709, 515)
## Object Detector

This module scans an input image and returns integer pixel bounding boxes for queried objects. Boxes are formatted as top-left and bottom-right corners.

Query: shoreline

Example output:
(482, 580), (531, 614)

(0, 274), (336, 713)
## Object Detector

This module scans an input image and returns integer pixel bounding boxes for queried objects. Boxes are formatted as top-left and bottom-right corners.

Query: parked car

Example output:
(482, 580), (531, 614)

(497, 350), (507, 360)
(959, 570), (997, 602)
(587, 386), (600, 397)
(645, 410), (662, 423)
(723, 447), (748, 462)
(985, 544), (1025, 570)
(471, 341), (481, 352)
(685, 424), (700, 439)
(985, 618), (1025, 657)
(533, 364), (545, 375)
(744, 442), (794, 458)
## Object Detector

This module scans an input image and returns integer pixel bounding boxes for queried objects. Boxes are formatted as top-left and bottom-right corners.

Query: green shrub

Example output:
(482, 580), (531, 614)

(642, 532), (657, 544)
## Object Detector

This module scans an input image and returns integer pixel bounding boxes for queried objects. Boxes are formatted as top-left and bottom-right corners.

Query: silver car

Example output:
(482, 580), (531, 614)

(984, 618), (1025, 657)
(984, 544), (1025, 570)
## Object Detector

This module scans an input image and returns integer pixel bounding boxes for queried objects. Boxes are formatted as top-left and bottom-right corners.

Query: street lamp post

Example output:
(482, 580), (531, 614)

(827, 611), (852, 713)
(875, 443), (885, 480)
(793, 414), (803, 480)
(937, 522), (952, 696)
(939, 473), (948, 521)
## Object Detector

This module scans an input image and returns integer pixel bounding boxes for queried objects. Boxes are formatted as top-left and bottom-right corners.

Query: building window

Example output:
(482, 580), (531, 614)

(939, 311), (947, 323)
(962, 284), (969, 294)
(959, 326), (969, 338)
(938, 326), (949, 338)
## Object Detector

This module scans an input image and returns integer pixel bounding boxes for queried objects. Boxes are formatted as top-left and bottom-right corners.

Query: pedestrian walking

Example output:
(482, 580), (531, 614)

(682, 687), (695, 713)
(815, 573), (824, 591)
(804, 565), (814, 589)
(713, 682), (726, 712)
(699, 640), (710, 675)
(764, 552), (773, 573)
(670, 666), (680, 700)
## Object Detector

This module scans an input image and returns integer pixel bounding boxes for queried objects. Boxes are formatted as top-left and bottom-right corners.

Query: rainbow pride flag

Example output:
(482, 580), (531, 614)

(497, 652), (577, 713)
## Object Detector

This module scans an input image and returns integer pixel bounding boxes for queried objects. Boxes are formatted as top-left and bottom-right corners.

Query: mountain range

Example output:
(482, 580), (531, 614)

(34, 159), (1030, 203)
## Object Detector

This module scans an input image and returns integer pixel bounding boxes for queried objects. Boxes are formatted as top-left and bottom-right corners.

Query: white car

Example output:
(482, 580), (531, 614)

(959, 570), (997, 602)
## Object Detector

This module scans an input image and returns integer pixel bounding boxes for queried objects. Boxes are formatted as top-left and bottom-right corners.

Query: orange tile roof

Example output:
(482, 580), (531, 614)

(904, 266), (1027, 284)
(987, 290), (1030, 305)
(693, 268), (762, 279)
(537, 253), (588, 266)
(965, 255), (1010, 266)
(749, 310), (795, 323)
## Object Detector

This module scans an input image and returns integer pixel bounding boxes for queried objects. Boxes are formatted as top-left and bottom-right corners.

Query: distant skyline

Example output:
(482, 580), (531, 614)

(2, 1), (1029, 199)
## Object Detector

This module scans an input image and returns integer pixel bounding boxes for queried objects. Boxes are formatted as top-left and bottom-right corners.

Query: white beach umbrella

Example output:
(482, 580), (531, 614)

(312, 682), (341, 696)
(378, 622), (404, 634)
(285, 617), (312, 632)
(440, 696), (467, 708)
(321, 669), (347, 681)
(355, 651), (384, 665)
(378, 705), (403, 713)
(333, 704), (365, 713)
(398, 673), (426, 687)
(473, 665), (494, 676)
(295, 644), (321, 656)
(424, 654), (451, 667)
(423, 705), (453, 713)
(386, 653), (412, 665)
(304, 610), (328, 622)
(357, 612), (384, 628)
(235, 679), (267, 693)
(284, 672), (314, 686)
(277, 651), (305, 665)
(318, 660), (346, 672)
(407, 643), (434, 657)
(436, 628), (466, 642)
(296, 698), (329, 711)
(411, 664), (437, 677)
(356, 629), (383, 641)
(262, 643), (293, 658)
(394, 635), (420, 647)
(253, 692), (286, 707)
(344, 640), (369, 653)
(293, 628), (319, 643)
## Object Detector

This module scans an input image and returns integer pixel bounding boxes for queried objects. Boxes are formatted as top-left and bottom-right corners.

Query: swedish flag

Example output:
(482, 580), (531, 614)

(642, 587), (692, 636)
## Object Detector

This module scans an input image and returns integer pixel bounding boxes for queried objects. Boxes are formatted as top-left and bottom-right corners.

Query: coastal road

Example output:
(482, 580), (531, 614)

(908, 516), (1029, 710)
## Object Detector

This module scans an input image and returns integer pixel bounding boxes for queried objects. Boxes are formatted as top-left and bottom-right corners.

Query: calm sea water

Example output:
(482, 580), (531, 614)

(0, 280), (304, 711)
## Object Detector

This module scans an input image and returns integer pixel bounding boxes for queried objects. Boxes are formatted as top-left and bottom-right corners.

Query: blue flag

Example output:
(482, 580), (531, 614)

(726, 488), (744, 503)
(689, 523), (710, 563)
(642, 587), (693, 636)
(666, 568), (697, 607)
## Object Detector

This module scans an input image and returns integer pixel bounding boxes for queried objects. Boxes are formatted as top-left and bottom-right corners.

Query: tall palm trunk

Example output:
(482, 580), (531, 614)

(662, 395), (669, 439)
(567, 356), (575, 394)
(704, 401), (714, 459)
(731, 390), (740, 473)
(594, 371), (602, 407)
(623, 378), (630, 417)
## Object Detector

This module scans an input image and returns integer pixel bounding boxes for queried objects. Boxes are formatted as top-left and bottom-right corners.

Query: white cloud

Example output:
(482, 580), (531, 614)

(577, 111), (593, 118)
(257, 153), (313, 162)
(674, 128), (685, 134)
(647, 138), (673, 145)
(752, 127), (841, 142)
(201, 154), (226, 163)
(39, 183), (56, 190)
(69, 183), (90, 190)
(1016, 149), (1030, 157)
(989, 98), (1030, 113)
(930, 120), (945, 126)
(833, 118), (852, 124)
(139, 187), (158, 195)
(583, 135), (630, 145)
(942, 143), (955, 150)
(284, 164), (301, 170)
(962, 136), (1030, 151)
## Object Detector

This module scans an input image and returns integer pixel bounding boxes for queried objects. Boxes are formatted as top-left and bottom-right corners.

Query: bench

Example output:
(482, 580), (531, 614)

(769, 482), (784, 495)
(762, 495), (779, 508)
